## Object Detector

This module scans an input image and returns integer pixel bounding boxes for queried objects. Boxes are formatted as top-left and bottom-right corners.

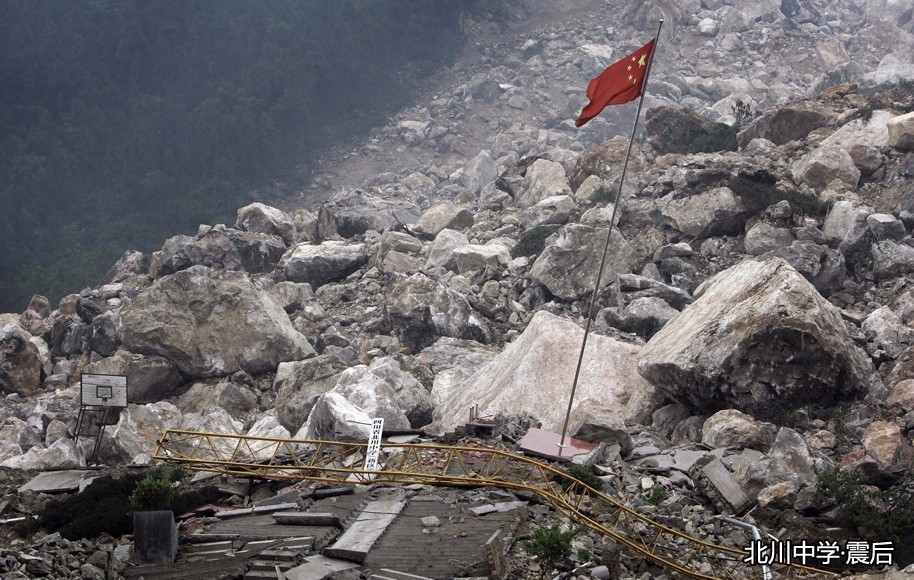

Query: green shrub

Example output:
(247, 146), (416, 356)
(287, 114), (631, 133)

(512, 224), (561, 258)
(564, 463), (604, 492)
(129, 469), (176, 512)
(576, 547), (592, 562)
(524, 524), (581, 563)
(642, 485), (669, 505)
(817, 468), (914, 542)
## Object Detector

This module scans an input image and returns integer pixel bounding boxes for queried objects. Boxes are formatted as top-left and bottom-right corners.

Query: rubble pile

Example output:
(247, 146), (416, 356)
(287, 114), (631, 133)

(2, 0), (914, 577)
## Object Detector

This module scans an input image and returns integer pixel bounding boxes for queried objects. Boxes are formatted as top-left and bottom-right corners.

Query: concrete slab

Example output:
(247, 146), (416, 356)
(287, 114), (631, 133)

(370, 569), (434, 580)
(215, 502), (299, 518)
(323, 499), (405, 563)
(180, 540), (234, 554)
(312, 486), (354, 499)
(701, 458), (751, 514)
(20, 470), (97, 493)
(386, 435), (421, 444)
(203, 513), (334, 541)
(518, 428), (597, 462)
(255, 489), (306, 507)
(285, 555), (361, 580)
(272, 512), (342, 527)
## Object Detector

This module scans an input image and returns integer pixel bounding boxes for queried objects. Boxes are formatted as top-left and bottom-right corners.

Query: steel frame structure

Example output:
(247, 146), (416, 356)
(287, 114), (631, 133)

(153, 429), (834, 579)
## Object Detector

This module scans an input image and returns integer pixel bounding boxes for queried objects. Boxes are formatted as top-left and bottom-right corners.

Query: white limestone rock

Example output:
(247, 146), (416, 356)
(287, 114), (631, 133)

(429, 311), (663, 433)
(120, 266), (314, 378)
(638, 258), (873, 423)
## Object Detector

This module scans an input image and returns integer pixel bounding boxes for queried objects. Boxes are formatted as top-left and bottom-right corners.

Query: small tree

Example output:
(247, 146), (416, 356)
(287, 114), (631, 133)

(129, 469), (176, 512)
(524, 524), (581, 565)
(564, 463), (604, 492)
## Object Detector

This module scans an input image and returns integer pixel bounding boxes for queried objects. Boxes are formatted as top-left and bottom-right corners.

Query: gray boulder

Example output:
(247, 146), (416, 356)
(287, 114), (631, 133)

(756, 242), (846, 297)
(873, 240), (914, 281)
(274, 353), (351, 433)
(359, 357), (434, 428)
(887, 111), (914, 151)
(616, 274), (692, 310)
(101, 402), (183, 464)
(451, 244), (511, 274)
(531, 225), (635, 300)
(638, 258), (872, 423)
(120, 266), (314, 378)
(100, 250), (148, 285)
(148, 235), (196, 278)
(568, 400), (634, 454)
(821, 200), (863, 245)
(236, 202), (297, 246)
(298, 391), (372, 442)
(744, 223), (795, 256)
(516, 159), (572, 208)
(270, 281), (315, 313)
(0, 314), (41, 397)
(737, 100), (839, 147)
(84, 351), (183, 404)
(173, 379), (258, 420)
(460, 150), (498, 195)
(424, 229), (469, 270)
(325, 366), (411, 432)
(317, 190), (421, 239)
(866, 213), (906, 241)
(520, 195), (576, 228)
(383, 273), (491, 352)
(659, 187), (748, 237)
(1, 438), (85, 470)
(734, 427), (818, 499)
(412, 204), (474, 239)
(790, 147), (860, 192)
(280, 241), (368, 288)
(619, 297), (679, 339)
(185, 229), (244, 271)
(225, 230), (287, 274)
(701, 410), (777, 451)
(90, 310), (122, 356)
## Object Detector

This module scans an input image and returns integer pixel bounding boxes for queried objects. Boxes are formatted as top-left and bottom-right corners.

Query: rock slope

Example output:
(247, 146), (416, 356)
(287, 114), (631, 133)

(2, 0), (914, 575)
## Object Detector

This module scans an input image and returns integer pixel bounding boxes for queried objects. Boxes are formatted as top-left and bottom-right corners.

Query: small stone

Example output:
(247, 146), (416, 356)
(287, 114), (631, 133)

(421, 516), (441, 527)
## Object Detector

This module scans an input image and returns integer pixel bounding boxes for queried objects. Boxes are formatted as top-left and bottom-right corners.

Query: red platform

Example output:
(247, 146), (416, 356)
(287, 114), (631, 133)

(519, 428), (598, 463)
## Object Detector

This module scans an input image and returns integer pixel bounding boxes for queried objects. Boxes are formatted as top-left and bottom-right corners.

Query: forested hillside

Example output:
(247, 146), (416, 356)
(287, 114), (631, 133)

(0, 0), (482, 312)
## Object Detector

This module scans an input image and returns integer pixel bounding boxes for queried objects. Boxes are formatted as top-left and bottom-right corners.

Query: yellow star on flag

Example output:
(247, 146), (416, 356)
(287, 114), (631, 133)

(638, 54), (647, 67)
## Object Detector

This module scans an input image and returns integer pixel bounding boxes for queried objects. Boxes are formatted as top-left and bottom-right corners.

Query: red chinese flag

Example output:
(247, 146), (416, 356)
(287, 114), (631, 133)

(575, 39), (655, 127)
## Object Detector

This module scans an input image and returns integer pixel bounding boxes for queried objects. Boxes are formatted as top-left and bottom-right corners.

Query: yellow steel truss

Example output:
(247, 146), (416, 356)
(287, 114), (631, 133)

(153, 429), (835, 579)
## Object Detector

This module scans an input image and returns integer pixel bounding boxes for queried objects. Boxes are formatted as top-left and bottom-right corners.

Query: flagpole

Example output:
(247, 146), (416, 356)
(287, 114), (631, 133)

(558, 19), (664, 451)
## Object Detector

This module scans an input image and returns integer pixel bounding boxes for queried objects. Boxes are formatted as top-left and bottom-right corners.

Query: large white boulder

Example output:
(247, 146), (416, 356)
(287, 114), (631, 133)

(429, 311), (662, 433)
(887, 111), (914, 151)
(638, 258), (873, 423)
(120, 266), (314, 378)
